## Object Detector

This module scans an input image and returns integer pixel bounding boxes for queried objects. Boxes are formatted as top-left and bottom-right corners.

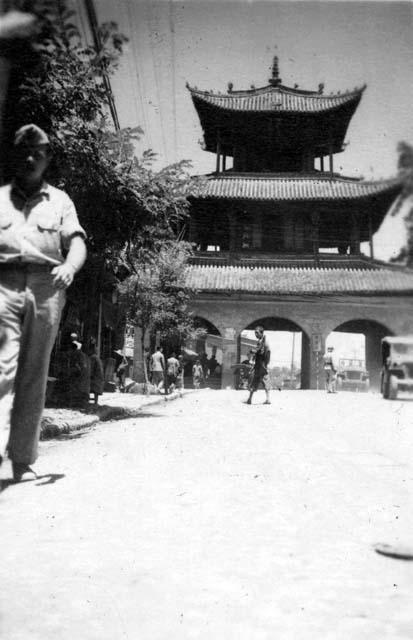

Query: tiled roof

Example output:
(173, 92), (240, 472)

(188, 84), (365, 114)
(185, 264), (413, 296)
(194, 174), (401, 202)
(189, 254), (385, 271)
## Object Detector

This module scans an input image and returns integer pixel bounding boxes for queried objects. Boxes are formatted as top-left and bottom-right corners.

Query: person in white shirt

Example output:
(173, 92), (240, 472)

(151, 346), (165, 391)
(0, 124), (86, 481)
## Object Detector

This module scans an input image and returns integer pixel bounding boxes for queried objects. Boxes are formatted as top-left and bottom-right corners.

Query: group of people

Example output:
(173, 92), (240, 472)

(52, 334), (105, 409)
(148, 346), (184, 395)
(147, 347), (220, 393)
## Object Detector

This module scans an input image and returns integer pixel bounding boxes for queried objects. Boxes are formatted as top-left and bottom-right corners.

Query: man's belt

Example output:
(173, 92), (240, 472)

(0, 262), (53, 273)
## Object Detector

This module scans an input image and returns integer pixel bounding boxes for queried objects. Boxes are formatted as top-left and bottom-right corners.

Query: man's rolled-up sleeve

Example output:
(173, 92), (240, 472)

(60, 194), (86, 249)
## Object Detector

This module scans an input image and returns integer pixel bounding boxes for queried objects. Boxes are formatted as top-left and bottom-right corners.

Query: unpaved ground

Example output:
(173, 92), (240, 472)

(1, 390), (413, 640)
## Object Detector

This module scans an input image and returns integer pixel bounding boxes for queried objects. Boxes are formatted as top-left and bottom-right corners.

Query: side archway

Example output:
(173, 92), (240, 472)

(329, 319), (393, 390)
(188, 316), (222, 388)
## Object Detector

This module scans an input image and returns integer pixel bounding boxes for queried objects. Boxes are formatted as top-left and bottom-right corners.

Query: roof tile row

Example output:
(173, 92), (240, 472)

(185, 264), (413, 295)
(195, 175), (401, 202)
(189, 85), (364, 114)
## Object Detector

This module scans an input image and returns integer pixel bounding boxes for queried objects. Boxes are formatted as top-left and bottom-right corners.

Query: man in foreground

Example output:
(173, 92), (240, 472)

(246, 326), (271, 405)
(0, 124), (86, 481)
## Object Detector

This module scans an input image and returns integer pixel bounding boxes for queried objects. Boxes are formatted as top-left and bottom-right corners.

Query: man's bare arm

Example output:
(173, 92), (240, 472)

(52, 235), (87, 289)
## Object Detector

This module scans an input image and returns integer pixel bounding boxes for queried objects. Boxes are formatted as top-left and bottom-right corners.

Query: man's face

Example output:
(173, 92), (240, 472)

(14, 144), (50, 182)
(255, 329), (262, 339)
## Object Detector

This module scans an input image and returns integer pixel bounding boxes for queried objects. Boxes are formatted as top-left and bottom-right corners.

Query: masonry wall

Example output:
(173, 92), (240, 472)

(190, 294), (413, 390)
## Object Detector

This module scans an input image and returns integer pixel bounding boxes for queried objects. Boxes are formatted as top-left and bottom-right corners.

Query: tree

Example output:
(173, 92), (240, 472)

(119, 241), (198, 387)
(2, 0), (199, 349)
(2, 1), (198, 254)
(393, 142), (413, 266)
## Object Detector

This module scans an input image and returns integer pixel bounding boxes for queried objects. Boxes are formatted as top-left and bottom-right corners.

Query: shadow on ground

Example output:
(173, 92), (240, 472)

(1, 473), (66, 493)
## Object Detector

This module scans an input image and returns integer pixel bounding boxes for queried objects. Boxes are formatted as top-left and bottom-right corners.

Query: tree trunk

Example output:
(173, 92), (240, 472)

(141, 328), (149, 394)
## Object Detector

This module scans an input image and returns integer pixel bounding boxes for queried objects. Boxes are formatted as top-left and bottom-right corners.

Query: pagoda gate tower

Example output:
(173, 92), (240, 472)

(185, 58), (413, 390)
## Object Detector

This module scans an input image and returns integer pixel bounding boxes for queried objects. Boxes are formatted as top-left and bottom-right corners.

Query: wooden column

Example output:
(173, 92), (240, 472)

(350, 213), (360, 254)
(232, 141), (237, 171)
(216, 128), (221, 174)
(284, 211), (295, 251)
(311, 211), (320, 263)
(320, 156), (324, 172)
(222, 154), (226, 172)
(328, 125), (334, 174)
(228, 209), (237, 253)
(368, 212), (374, 259)
(189, 216), (198, 246)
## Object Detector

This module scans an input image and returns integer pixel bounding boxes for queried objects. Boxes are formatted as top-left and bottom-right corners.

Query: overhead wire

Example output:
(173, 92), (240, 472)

(125, 0), (154, 152)
(168, 0), (177, 164)
(146, 1), (169, 164)
(84, 0), (120, 131)
(75, 0), (90, 45)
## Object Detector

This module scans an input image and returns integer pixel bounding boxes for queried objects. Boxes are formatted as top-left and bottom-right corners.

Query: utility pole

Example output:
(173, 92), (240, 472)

(84, 0), (122, 358)
(84, 0), (120, 132)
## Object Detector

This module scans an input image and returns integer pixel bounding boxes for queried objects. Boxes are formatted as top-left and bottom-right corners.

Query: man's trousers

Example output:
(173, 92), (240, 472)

(0, 266), (65, 464)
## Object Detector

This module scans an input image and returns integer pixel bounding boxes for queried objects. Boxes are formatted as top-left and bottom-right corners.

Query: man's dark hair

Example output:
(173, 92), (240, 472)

(255, 325), (264, 335)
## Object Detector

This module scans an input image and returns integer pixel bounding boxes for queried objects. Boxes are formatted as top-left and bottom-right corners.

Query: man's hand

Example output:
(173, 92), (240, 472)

(51, 262), (76, 290)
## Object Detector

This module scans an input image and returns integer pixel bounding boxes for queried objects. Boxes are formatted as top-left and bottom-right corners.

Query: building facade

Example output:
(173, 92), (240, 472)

(184, 58), (413, 389)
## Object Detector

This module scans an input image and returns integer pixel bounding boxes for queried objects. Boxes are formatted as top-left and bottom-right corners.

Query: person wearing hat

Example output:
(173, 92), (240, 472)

(0, 124), (87, 482)
(323, 345), (338, 394)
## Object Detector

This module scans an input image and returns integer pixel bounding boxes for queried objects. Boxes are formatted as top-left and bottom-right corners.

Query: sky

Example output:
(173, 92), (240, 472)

(74, 0), (412, 364)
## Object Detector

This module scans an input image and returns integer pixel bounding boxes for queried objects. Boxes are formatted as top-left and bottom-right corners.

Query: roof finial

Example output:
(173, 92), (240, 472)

(318, 82), (324, 95)
(227, 81), (233, 93)
(269, 56), (282, 87)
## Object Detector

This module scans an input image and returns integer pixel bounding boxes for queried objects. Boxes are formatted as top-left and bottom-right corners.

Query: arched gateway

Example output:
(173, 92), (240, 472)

(183, 57), (413, 390)
(241, 317), (310, 389)
(329, 319), (393, 390)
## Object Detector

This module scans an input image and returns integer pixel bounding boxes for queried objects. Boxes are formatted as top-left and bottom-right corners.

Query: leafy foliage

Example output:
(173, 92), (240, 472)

(392, 142), (413, 266)
(3, 0), (196, 259)
(119, 241), (197, 349)
(2, 0), (199, 352)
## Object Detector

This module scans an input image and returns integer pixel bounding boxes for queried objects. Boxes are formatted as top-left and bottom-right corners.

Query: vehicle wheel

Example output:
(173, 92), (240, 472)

(389, 375), (398, 400)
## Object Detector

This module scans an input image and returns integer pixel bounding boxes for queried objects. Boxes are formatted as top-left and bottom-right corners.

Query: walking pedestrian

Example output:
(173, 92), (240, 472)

(0, 124), (87, 481)
(166, 351), (179, 394)
(115, 352), (128, 393)
(176, 354), (185, 396)
(246, 326), (271, 405)
(323, 345), (338, 393)
(67, 340), (90, 409)
(192, 358), (204, 389)
(88, 339), (104, 405)
(239, 349), (254, 390)
(151, 346), (165, 393)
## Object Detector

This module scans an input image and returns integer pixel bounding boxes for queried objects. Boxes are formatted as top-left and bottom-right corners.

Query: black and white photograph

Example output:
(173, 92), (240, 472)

(1, 0), (413, 637)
